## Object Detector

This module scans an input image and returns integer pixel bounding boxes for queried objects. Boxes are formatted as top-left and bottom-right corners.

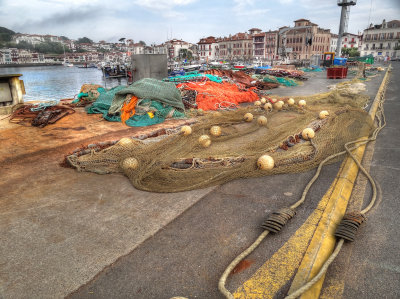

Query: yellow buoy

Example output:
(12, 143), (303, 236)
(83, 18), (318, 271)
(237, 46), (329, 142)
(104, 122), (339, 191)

(254, 100), (262, 107)
(319, 110), (329, 119)
(274, 101), (283, 110)
(302, 128), (315, 140)
(244, 113), (254, 122)
(271, 98), (277, 104)
(298, 99), (307, 107)
(199, 135), (211, 147)
(257, 116), (268, 126)
(264, 103), (272, 111)
(278, 100), (284, 106)
(261, 97), (267, 104)
(118, 137), (132, 146)
(257, 155), (274, 170)
(210, 125), (222, 137)
(181, 125), (192, 136)
(122, 157), (138, 170)
(288, 98), (295, 106)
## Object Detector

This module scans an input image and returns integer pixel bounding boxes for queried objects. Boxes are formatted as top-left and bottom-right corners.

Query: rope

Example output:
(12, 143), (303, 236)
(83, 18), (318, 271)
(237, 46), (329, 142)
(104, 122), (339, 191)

(218, 66), (390, 299)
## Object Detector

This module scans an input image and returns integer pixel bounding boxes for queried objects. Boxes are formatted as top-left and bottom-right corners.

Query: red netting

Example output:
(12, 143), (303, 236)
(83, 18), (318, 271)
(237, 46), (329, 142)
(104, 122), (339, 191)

(177, 81), (259, 111)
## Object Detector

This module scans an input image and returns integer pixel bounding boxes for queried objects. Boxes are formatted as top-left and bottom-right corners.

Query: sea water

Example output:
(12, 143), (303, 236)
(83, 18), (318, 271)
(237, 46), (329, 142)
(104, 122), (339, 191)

(0, 65), (130, 102)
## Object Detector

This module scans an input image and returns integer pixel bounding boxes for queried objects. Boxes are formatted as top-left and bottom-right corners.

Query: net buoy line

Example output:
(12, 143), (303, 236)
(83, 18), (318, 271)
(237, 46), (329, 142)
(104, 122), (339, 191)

(218, 67), (390, 299)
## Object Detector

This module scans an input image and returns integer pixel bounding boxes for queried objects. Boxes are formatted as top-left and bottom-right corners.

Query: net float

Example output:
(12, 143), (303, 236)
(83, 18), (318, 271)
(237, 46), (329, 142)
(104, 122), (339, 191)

(299, 100), (307, 107)
(198, 135), (211, 147)
(260, 98), (267, 104)
(254, 100), (262, 107)
(302, 128), (315, 140)
(118, 137), (132, 146)
(257, 116), (268, 126)
(264, 103), (272, 111)
(257, 155), (274, 170)
(210, 125), (222, 137)
(319, 110), (329, 119)
(181, 125), (192, 136)
(122, 157), (138, 170)
(244, 113), (254, 122)
(288, 98), (295, 106)
(274, 101), (283, 110)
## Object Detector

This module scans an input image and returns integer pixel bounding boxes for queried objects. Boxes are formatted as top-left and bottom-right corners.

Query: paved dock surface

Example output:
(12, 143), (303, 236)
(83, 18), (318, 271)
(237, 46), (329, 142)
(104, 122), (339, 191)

(1, 64), (398, 299)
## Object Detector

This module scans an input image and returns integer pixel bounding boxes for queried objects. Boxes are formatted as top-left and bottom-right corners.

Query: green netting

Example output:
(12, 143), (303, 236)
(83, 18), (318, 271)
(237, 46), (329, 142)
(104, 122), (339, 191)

(263, 75), (298, 87)
(108, 78), (184, 115)
(85, 79), (185, 127)
(164, 73), (222, 83)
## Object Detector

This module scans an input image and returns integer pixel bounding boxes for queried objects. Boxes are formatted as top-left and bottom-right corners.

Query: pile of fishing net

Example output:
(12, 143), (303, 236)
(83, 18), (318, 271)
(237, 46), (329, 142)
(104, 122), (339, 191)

(10, 102), (75, 128)
(85, 78), (185, 127)
(203, 69), (278, 90)
(177, 81), (259, 111)
(261, 68), (307, 80)
(66, 80), (374, 193)
(263, 75), (299, 87)
(163, 71), (222, 84)
(70, 84), (105, 107)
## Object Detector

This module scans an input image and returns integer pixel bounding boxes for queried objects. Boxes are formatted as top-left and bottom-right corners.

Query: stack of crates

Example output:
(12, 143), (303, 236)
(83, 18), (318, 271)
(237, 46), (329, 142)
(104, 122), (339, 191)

(327, 67), (348, 79)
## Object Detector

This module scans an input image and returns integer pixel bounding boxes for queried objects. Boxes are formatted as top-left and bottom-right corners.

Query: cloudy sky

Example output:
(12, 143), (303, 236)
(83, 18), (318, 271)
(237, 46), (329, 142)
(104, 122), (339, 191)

(1, 0), (399, 44)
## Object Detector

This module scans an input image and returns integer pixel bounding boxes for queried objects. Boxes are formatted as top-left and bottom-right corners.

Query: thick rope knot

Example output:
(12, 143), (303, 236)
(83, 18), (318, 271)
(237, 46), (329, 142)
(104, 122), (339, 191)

(335, 212), (366, 242)
(261, 208), (296, 233)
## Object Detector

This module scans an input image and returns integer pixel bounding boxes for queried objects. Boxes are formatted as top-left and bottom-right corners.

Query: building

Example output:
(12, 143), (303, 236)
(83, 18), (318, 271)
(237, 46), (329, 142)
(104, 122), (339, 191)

(341, 33), (362, 50)
(217, 31), (253, 61)
(253, 30), (279, 62)
(0, 49), (12, 64)
(361, 19), (400, 58)
(330, 33), (338, 53)
(197, 36), (218, 61)
(163, 39), (192, 61)
(278, 19), (331, 61)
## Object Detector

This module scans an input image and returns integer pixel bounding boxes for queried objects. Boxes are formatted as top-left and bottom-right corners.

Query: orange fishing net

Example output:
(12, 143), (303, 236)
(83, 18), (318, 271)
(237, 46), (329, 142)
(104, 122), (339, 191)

(177, 81), (259, 111)
(120, 95), (138, 124)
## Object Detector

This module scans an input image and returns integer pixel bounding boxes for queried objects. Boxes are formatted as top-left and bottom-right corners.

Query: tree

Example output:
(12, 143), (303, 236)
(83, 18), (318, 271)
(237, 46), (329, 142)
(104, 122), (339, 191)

(119, 38), (126, 42)
(138, 40), (146, 46)
(0, 26), (15, 42)
(60, 36), (69, 41)
(341, 47), (360, 57)
(76, 37), (93, 44)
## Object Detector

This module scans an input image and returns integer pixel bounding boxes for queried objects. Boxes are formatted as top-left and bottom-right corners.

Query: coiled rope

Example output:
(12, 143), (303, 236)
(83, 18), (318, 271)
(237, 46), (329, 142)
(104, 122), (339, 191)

(218, 66), (390, 299)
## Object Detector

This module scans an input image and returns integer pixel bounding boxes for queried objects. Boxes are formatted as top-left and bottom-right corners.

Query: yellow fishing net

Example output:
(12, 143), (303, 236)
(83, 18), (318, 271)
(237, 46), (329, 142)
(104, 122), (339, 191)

(67, 81), (374, 193)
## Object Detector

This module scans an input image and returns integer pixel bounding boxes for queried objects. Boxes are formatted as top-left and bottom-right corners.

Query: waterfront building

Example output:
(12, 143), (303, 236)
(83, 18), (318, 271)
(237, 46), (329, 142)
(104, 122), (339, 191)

(278, 19), (331, 61)
(197, 36), (218, 61)
(253, 30), (279, 62)
(217, 31), (253, 62)
(361, 19), (400, 58)
(330, 33), (338, 53)
(0, 49), (12, 64)
(341, 33), (362, 50)
(163, 39), (192, 61)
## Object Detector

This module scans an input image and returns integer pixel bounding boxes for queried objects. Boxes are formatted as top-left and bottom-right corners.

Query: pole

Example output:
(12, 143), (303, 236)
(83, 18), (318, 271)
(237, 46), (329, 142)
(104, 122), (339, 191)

(335, 0), (347, 57)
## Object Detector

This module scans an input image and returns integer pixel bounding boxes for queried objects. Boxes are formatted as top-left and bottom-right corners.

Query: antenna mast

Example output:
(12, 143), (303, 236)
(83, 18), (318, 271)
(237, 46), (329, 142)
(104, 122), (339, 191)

(336, 0), (357, 57)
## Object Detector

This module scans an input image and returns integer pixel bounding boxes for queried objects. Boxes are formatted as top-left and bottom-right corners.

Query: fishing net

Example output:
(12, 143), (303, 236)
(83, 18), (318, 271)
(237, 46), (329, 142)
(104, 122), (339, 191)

(66, 80), (374, 193)
(177, 81), (259, 111)
(85, 79), (185, 127)
(263, 75), (299, 87)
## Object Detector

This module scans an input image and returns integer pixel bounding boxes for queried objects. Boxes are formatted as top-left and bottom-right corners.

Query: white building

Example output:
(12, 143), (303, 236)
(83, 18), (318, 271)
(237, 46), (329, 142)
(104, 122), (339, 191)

(341, 33), (362, 50)
(330, 33), (338, 53)
(197, 36), (218, 61)
(164, 39), (192, 61)
(361, 19), (400, 58)
(0, 49), (12, 64)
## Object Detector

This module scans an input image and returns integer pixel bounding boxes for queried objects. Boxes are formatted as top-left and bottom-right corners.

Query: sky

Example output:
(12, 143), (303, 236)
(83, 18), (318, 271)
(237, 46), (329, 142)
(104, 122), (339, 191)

(1, 0), (399, 44)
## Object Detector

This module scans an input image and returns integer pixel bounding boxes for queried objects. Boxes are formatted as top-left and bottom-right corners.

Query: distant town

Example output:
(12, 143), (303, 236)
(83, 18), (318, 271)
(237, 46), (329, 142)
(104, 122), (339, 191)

(0, 18), (399, 66)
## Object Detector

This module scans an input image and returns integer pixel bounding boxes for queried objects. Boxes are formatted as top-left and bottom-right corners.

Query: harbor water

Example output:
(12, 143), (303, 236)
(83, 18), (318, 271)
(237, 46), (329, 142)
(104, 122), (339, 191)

(0, 65), (130, 102)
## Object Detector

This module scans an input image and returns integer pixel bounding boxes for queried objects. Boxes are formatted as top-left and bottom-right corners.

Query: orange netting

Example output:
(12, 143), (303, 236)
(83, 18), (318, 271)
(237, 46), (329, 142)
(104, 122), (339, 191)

(177, 81), (259, 111)
(120, 95), (139, 124)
